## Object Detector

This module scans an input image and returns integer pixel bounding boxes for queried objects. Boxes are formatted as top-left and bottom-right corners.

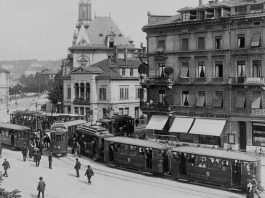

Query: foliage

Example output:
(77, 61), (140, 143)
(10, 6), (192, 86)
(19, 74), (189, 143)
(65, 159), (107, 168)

(164, 66), (174, 76)
(47, 69), (63, 105)
(138, 62), (148, 74)
(0, 175), (21, 198)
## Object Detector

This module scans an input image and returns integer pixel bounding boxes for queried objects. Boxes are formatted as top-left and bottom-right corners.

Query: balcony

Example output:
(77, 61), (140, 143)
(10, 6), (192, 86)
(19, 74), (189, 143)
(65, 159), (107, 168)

(171, 105), (228, 116)
(73, 98), (90, 105)
(140, 102), (170, 113)
(228, 77), (265, 86)
(139, 76), (173, 89)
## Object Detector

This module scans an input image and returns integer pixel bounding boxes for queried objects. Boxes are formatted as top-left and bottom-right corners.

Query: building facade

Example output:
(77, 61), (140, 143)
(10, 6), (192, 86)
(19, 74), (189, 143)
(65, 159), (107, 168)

(62, 0), (142, 123)
(141, 0), (265, 152)
(0, 68), (9, 104)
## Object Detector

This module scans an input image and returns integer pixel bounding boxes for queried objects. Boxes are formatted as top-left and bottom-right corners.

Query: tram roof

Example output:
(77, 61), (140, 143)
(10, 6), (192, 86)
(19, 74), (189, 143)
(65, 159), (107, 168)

(77, 124), (114, 137)
(105, 137), (170, 150)
(0, 123), (30, 131)
(44, 113), (85, 117)
(52, 120), (87, 128)
(11, 110), (43, 116)
(171, 146), (260, 162)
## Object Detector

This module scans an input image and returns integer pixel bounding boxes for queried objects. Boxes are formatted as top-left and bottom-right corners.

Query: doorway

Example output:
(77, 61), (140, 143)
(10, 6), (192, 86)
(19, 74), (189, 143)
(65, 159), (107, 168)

(239, 122), (246, 151)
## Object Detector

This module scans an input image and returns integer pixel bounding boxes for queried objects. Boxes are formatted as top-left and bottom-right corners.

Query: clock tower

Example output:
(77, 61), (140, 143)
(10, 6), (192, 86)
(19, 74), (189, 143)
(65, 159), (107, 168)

(77, 0), (92, 28)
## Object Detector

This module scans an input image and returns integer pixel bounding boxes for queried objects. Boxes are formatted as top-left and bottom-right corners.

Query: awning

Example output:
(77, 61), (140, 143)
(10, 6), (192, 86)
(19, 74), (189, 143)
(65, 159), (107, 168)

(251, 93), (261, 109)
(251, 33), (261, 47)
(196, 95), (205, 107)
(169, 117), (194, 133)
(189, 119), (226, 136)
(235, 92), (246, 108)
(180, 66), (189, 78)
(146, 115), (168, 130)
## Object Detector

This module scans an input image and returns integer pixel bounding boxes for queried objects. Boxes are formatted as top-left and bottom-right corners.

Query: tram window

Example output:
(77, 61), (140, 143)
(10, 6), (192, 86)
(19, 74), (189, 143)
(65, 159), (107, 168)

(114, 144), (120, 152)
(243, 162), (251, 173)
(195, 156), (207, 168)
(138, 147), (144, 156)
(188, 155), (195, 165)
(253, 162), (257, 174)
(120, 144), (129, 154)
(130, 146), (137, 156)
(221, 160), (229, 171)
(56, 135), (61, 141)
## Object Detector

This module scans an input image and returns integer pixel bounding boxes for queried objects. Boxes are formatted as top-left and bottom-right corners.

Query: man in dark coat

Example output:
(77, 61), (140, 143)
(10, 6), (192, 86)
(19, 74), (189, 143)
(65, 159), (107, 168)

(48, 153), (52, 169)
(2, 159), (10, 177)
(84, 165), (94, 184)
(36, 152), (41, 167)
(37, 177), (46, 198)
(74, 158), (81, 177)
(21, 145), (28, 161)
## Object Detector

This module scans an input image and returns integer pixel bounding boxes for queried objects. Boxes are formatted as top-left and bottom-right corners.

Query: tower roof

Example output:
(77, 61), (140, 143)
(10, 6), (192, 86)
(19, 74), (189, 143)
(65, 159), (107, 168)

(79, 0), (91, 4)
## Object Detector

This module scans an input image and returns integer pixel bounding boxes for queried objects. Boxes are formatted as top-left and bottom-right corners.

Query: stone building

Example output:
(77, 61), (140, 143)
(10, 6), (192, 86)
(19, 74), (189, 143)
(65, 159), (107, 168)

(141, 0), (265, 152)
(62, 0), (142, 123)
(0, 68), (9, 104)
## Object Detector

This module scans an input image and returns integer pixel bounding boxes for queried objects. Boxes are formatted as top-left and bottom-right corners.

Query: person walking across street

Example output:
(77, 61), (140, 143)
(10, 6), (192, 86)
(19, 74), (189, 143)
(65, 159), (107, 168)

(2, 159), (10, 177)
(22, 144), (28, 161)
(36, 151), (41, 167)
(84, 165), (94, 184)
(247, 179), (254, 198)
(74, 158), (81, 177)
(37, 177), (46, 198)
(251, 175), (261, 198)
(48, 153), (52, 169)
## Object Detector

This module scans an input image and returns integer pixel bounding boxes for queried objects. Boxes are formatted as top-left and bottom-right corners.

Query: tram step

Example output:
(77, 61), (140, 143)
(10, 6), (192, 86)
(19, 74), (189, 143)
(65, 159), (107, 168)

(178, 178), (189, 183)
(228, 188), (242, 192)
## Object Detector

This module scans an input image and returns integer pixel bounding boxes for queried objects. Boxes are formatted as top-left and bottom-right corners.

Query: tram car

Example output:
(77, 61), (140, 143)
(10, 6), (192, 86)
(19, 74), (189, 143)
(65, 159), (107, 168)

(98, 115), (134, 136)
(0, 122), (31, 149)
(10, 110), (45, 132)
(49, 123), (68, 157)
(76, 123), (113, 161)
(104, 137), (171, 174)
(170, 146), (261, 191)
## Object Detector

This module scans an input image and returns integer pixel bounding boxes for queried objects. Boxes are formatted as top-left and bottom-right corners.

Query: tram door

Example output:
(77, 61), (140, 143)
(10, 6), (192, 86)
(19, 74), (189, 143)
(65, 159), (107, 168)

(145, 148), (152, 172)
(11, 131), (15, 147)
(104, 141), (109, 162)
(232, 160), (241, 187)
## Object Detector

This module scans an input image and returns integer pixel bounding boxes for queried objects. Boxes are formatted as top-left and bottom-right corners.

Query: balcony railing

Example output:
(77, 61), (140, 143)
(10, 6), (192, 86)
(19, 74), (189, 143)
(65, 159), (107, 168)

(139, 76), (173, 88)
(140, 102), (170, 113)
(73, 98), (90, 105)
(228, 77), (265, 86)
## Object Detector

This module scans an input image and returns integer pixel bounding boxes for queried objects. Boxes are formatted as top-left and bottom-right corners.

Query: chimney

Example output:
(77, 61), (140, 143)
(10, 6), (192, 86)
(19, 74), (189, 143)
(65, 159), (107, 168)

(113, 46), (118, 62)
(124, 48), (128, 62)
(199, 0), (203, 6)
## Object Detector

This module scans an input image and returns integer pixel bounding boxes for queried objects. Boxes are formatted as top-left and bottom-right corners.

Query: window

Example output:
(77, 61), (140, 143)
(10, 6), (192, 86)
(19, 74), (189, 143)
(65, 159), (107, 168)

(120, 87), (129, 100)
(235, 6), (246, 13)
(121, 68), (126, 76)
(158, 90), (165, 104)
(109, 39), (114, 48)
(157, 40), (165, 52)
(237, 34), (245, 48)
(237, 61), (246, 77)
(213, 91), (223, 108)
(130, 68), (134, 76)
(80, 107), (84, 115)
(215, 61), (223, 78)
(251, 33), (261, 47)
(119, 108), (123, 115)
(99, 87), (107, 100)
(198, 61), (205, 78)
(198, 11), (205, 21)
(67, 86), (71, 99)
(253, 60), (261, 77)
(235, 91), (246, 108)
(74, 107), (79, 114)
(252, 90), (261, 109)
(196, 91), (206, 107)
(182, 38), (189, 51)
(158, 63), (165, 77)
(215, 37), (222, 49)
(182, 91), (189, 106)
(135, 87), (141, 99)
(103, 108), (107, 117)
(67, 106), (71, 114)
(182, 13), (190, 21)
(198, 37), (205, 50)
(180, 62), (189, 78)
(251, 4), (263, 10)
(124, 108), (129, 115)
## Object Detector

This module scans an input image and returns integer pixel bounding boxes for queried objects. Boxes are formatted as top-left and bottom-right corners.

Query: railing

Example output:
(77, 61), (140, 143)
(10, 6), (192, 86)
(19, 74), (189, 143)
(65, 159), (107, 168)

(228, 77), (265, 86)
(140, 102), (170, 112)
(139, 76), (173, 88)
(73, 98), (90, 105)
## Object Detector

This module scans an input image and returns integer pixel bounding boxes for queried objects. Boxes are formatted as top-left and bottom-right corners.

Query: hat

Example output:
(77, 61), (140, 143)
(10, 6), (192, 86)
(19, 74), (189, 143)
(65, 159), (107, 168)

(87, 165), (90, 167)
(76, 158), (78, 161)
(39, 177), (43, 180)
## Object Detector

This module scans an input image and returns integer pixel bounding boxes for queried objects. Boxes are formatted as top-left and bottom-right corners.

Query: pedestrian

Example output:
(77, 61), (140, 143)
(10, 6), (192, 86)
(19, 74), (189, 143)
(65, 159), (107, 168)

(37, 177), (46, 198)
(48, 153), (52, 169)
(36, 151), (41, 167)
(84, 165), (94, 184)
(21, 144), (28, 161)
(2, 159), (10, 177)
(74, 158), (81, 177)
(251, 175), (261, 198)
(247, 179), (254, 198)
(76, 142), (81, 157)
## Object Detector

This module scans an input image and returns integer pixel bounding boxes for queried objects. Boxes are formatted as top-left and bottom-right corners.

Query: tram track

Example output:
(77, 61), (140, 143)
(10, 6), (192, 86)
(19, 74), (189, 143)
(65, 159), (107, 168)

(2, 150), (242, 198)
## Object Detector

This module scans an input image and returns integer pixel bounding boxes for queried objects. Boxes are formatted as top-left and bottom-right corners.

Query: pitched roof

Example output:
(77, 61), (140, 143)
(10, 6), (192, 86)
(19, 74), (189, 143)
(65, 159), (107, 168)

(75, 25), (90, 46)
(71, 65), (103, 74)
(74, 17), (134, 49)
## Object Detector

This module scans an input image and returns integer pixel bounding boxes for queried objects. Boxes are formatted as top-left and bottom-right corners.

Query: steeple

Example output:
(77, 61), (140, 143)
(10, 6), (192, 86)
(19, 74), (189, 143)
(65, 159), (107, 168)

(77, 0), (92, 28)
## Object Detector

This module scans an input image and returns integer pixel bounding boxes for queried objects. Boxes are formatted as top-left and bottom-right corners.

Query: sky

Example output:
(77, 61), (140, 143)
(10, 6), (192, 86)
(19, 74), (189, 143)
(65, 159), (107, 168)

(0, 0), (198, 61)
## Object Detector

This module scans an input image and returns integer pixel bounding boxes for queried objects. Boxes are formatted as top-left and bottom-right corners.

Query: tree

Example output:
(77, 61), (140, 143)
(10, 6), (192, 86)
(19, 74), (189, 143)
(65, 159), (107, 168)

(164, 66), (174, 77)
(0, 175), (21, 198)
(48, 69), (63, 106)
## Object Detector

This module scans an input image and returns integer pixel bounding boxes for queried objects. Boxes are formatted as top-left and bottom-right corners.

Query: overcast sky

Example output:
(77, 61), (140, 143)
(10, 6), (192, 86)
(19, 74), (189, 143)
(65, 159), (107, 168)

(0, 0), (198, 60)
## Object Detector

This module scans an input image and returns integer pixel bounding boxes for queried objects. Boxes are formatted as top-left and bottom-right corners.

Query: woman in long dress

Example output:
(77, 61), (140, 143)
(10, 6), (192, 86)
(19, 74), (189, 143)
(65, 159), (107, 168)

(246, 179), (254, 198)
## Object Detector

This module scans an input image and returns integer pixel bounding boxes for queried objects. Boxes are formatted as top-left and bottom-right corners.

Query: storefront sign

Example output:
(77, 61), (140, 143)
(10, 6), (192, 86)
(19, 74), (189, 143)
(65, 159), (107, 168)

(252, 122), (265, 147)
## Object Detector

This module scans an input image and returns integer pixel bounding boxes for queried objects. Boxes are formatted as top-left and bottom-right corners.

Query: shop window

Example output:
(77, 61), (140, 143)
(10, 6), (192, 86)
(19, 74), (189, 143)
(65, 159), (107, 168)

(180, 62), (189, 78)
(182, 38), (189, 51)
(237, 34), (245, 48)
(198, 61), (205, 78)
(215, 61), (223, 78)
(253, 60), (261, 77)
(182, 91), (189, 106)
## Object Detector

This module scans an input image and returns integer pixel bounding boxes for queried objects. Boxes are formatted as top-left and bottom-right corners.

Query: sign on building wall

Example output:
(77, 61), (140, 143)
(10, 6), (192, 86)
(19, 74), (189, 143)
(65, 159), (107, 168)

(252, 122), (265, 147)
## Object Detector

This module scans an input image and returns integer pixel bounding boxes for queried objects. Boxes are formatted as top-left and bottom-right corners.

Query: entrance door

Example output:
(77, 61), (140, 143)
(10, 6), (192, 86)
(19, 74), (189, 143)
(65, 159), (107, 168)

(239, 122), (246, 151)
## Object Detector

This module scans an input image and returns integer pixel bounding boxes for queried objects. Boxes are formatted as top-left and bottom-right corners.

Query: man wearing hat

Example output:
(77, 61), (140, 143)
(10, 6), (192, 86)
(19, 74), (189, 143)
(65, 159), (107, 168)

(74, 158), (81, 177)
(2, 159), (10, 177)
(37, 177), (46, 198)
(48, 153), (52, 169)
(84, 165), (94, 184)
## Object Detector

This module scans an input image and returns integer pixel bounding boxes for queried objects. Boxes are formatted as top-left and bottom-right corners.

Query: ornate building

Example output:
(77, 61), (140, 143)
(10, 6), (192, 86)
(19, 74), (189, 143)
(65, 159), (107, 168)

(62, 0), (142, 123)
(141, 0), (265, 152)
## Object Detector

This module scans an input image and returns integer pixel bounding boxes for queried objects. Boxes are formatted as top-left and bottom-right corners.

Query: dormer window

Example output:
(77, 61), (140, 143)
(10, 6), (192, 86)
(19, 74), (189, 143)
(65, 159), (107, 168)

(251, 4), (263, 11)
(109, 39), (114, 48)
(182, 12), (190, 21)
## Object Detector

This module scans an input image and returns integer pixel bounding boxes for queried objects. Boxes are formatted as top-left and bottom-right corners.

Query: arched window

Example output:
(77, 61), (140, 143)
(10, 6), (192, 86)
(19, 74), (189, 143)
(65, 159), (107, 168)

(80, 83), (85, 99)
(75, 83), (79, 99)
(86, 83), (90, 101)
(82, 5), (88, 20)
(109, 38), (115, 48)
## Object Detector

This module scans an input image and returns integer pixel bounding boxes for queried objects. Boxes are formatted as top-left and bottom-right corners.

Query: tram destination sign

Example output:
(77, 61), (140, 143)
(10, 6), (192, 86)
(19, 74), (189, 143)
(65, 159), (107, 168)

(252, 122), (265, 147)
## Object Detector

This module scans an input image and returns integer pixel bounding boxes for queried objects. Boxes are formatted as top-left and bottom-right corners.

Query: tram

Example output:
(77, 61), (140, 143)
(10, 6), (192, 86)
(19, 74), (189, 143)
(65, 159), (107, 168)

(49, 123), (68, 157)
(0, 123), (31, 149)
(76, 123), (113, 160)
(170, 146), (261, 191)
(104, 137), (171, 173)
(10, 110), (45, 132)
(98, 115), (134, 136)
